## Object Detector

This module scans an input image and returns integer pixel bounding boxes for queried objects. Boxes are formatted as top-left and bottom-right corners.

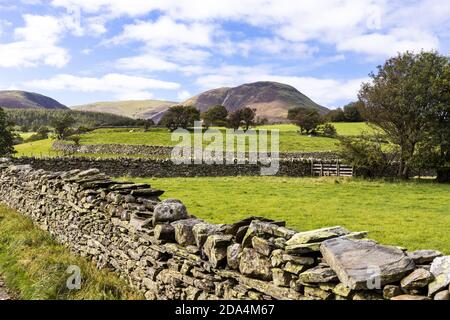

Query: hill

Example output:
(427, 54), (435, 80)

(72, 100), (177, 123)
(0, 90), (68, 109)
(182, 81), (329, 122)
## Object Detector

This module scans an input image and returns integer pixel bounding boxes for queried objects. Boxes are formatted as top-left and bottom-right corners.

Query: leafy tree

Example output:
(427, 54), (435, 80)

(326, 108), (346, 122)
(410, 53), (450, 182)
(288, 107), (324, 134)
(343, 101), (365, 122)
(359, 51), (449, 179)
(52, 113), (75, 140)
(240, 107), (256, 131)
(202, 105), (229, 128)
(136, 119), (155, 131)
(160, 105), (200, 131)
(0, 107), (16, 156)
(227, 110), (242, 130)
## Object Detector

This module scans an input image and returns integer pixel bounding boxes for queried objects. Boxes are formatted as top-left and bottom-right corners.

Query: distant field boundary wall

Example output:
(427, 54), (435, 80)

(12, 156), (313, 178)
(51, 141), (340, 160)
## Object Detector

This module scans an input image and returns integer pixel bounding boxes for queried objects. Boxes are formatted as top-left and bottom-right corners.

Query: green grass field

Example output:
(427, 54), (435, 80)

(14, 123), (373, 157)
(0, 205), (142, 300)
(122, 176), (450, 254)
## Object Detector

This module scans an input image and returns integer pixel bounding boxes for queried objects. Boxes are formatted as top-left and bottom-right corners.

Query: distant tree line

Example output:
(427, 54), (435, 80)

(160, 105), (263, 131)
(5, 109), (139, 132)
(325, 101), (366, 122)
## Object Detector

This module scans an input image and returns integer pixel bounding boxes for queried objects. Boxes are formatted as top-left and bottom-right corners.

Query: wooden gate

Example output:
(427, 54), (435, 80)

(311, 160), (354, 177)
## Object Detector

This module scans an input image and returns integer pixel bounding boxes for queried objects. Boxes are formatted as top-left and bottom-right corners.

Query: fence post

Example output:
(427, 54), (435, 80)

(320, 162), (323, 177)
(337, 159), (340, 177)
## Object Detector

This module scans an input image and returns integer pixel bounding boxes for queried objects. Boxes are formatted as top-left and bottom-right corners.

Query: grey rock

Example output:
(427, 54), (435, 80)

(383, 285), (402, 299)
(154, 224), (175, 241)
(407, 250), (443, 264)
(192, 223), (226, 249)
(239, 248), (272, 281)
(227, 243), (242, 270)
(320, 238), (415, 290)
(400, 268), (434, 290)
(433, 290), (450, 300)
(153, 199), (188, 225)
(252, 237), (274, 257)
(428, 256), (450, 296)
(286, 226), (350, 245)
(299, 266), (338, 284)
(272, 268), (292, 287)
(203, 235), (233, 268)
(172, 219), (203, 246)
(283, 262), (306, 275)
(391, 294), (431, 301)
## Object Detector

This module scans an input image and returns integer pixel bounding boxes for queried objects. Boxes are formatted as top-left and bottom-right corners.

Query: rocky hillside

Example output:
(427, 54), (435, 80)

(72, 100), (177, 123)
(0, 90), (67, 110)
(182, 81), (329, 122)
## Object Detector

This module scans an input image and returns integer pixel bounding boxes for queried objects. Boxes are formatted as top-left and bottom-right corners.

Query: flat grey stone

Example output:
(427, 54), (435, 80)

(407, 250), (442, 264)
(320, 238), (415, 290)
(286, 226), (350, 246)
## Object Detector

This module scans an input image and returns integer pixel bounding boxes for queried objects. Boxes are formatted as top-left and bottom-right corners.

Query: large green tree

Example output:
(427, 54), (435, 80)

(0, 107), (16, 156)
(52, 113), (76, 140)
(202, 105), (228, 128)
(288, 107), (324, 134)
(359, 51), (449, 179)
(160, 105), (200, 131)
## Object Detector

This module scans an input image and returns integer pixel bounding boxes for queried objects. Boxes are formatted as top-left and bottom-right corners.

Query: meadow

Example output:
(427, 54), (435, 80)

(122, 176), (450, 254)
(0, 205), (142, 300)
(14, 122), (373, 157)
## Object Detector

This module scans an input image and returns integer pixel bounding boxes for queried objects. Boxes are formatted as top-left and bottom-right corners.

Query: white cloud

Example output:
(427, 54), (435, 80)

(53, 0), (447, 59)
(24, 73), (180, 100)
(0, 14), (70, 68)
(337, 28), (440, 58)
(109, 16), (214, 48)
(177, 90), (191, 101)
(116, 55), (178, 72)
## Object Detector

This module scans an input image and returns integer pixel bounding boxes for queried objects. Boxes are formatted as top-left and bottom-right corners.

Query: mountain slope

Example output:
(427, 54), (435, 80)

(0, 90), (67, 109)
(182, 81), (329, 122)
(72, 100), (177, 123)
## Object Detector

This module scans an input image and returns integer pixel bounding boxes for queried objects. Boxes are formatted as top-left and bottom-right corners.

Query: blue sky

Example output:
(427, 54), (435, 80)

(0, 0), (449, 108)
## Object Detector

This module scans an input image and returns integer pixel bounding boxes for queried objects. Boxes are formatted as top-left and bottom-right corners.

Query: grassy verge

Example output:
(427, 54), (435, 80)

(0, 205), (143, 300)
(121, 176), (450, 254)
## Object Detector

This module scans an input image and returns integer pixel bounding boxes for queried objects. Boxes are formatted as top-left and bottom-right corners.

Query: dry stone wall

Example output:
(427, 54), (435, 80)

(12, 157), (313, 178)
(51, 141), (339, 160)
(0, 159), (449, 301)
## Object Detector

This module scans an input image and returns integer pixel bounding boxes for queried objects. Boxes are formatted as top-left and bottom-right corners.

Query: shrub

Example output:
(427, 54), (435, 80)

(319, 123), (337, 137)
(338, 133), (399, 178)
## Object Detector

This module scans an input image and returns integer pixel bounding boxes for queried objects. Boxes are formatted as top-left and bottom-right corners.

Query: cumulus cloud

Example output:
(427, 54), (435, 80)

(109, 16), (214, 48)
(23, 73), (180, 100)
(0, 14), (70, 68)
